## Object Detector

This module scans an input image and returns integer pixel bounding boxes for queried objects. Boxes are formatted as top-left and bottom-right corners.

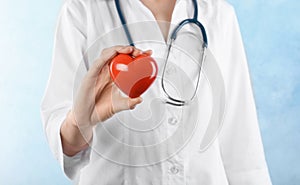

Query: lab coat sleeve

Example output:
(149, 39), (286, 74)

(217, 4), (272, 185)
(40, 0), (90, 180)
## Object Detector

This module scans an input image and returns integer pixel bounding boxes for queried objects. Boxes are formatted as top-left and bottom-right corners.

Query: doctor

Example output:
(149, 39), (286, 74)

(40, 0), (272, 184)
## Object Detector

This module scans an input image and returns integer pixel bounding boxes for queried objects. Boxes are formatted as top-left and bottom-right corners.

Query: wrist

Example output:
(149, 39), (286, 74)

(64, 110), (93, 139)
(60, 110), (93, 156)
(66, 110), (78, 128)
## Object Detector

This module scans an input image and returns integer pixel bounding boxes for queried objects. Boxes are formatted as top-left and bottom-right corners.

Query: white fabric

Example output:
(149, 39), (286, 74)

(40, 0), (272, 184)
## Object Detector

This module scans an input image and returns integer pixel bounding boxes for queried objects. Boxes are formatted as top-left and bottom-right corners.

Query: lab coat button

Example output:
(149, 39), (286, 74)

(168, 117), (178, 125)
(170, 165), (179, 174)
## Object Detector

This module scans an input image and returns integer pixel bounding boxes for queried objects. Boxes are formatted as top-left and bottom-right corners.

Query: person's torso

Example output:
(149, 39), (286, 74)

(71, 0), (231, 184)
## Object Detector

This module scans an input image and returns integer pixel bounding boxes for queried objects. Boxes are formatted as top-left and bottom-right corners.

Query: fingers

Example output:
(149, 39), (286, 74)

(89, 46), (153, 78)
(132, 49), (153, 57)
(143, 50), (153, 56)
(118, 46), (152, 57)
(117, 46), (135, 54)
(89, 46), (132, 77)
(132, 48), (143, 57)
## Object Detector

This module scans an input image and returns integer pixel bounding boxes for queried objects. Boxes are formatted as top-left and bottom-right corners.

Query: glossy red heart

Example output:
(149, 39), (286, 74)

(109, 53), (158, 98)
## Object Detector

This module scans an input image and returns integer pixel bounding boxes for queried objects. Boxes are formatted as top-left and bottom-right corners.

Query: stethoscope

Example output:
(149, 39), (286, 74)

(115, 0), (208, 106)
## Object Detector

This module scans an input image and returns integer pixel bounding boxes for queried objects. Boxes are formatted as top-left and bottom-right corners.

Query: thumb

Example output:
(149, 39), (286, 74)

(128, 97), (143, 110)
(115, 97), (143, 112)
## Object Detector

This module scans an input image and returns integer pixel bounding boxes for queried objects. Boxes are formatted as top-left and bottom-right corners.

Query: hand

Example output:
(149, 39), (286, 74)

(61, 46), (152, 156)
(72, 45), (152, 128)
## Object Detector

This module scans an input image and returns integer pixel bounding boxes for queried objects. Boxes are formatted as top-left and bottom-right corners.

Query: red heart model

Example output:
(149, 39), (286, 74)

(109, 53), (158, 98)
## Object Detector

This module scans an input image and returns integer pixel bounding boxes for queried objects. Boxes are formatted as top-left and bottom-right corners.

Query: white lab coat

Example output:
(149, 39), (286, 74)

(40, 0), (272, 184)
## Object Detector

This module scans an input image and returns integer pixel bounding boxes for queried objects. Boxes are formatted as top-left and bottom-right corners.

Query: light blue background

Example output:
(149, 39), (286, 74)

(0, 0), (299, 184)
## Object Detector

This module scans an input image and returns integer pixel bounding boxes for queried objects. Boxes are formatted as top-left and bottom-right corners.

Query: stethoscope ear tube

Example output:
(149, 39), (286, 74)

(170, 19), (208, 48)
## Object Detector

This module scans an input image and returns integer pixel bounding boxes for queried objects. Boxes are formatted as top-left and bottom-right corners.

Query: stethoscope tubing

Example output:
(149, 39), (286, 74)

(115, 0), (135, 46)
